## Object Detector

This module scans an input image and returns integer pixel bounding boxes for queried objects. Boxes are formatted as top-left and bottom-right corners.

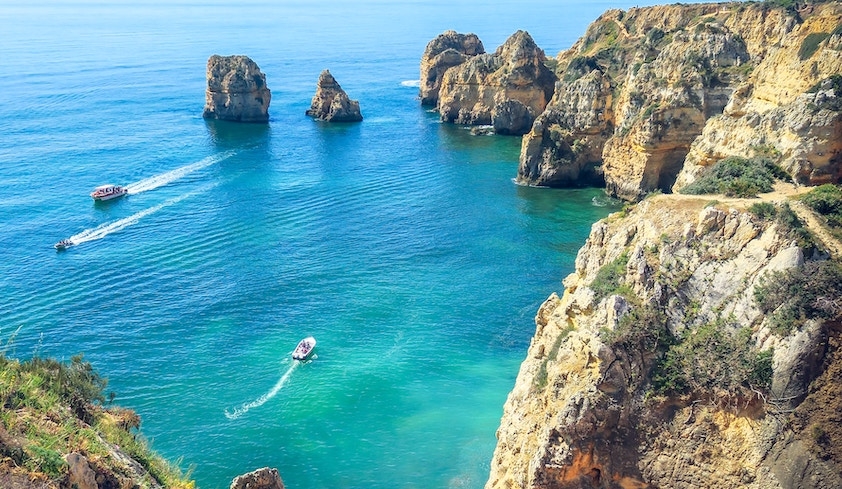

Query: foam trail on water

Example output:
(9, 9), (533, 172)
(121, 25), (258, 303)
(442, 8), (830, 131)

(126, 150), (235, 195)
(400, 79), (420, 88)
(67, 183), (217, 245)
(225, 362), (299, 420)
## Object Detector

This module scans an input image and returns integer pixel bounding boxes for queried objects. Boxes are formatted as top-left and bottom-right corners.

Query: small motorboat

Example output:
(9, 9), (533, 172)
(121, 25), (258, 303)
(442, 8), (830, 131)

(90, 184), (128, 201)
(54, 239), (73, 251)
(292, 336), (316, 361)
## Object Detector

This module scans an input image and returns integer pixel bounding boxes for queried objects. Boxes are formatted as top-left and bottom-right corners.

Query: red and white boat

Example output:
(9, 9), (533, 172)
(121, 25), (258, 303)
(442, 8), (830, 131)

(90, 184), (128, 201)
(292, 337), (316, 361)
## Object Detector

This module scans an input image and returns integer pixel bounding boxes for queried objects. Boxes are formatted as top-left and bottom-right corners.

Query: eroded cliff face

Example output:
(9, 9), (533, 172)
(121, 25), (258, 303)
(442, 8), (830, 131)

(517, 3), (842, 198)
(202, 54), (271, 123)
(435, 30), (557, 135)
(486, 193), (842, 489)
(419, 30), (485, 106)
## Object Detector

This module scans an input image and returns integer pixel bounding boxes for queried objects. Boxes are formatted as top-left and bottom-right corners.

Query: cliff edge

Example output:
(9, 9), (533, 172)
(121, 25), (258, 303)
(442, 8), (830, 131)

(486, 187), (842, 488)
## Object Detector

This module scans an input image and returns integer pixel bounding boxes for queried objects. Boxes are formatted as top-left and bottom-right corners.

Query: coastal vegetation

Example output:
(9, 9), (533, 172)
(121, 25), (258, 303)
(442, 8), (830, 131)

(0, 352), (194, 488)
(754, 259), (842, 336)
(651, 317), (773, 397)
(600, 300), (773, 402)
(679, 155), (789, 198)
(800, 183), (842, 239)
(590, 251), (631, 301)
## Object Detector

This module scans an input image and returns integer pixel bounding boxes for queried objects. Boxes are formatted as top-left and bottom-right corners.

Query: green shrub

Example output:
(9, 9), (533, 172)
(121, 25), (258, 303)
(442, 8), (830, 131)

(749, 202), (777, 220)
(25, 445), (67, 478)
(590, 252), (630, 301)
(801, 184), (842, 233)
(651, 318), (773, 396)
(754, 260), (842, 335)
(799, 32), (830, 61)
(680, 155), (788, 197)
(533, 325), (574, 391)
(776, 202), (816, 251)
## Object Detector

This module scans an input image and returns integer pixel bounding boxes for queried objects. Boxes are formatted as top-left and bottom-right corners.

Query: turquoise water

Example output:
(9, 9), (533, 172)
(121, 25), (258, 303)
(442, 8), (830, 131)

(0, 1), (635, 488)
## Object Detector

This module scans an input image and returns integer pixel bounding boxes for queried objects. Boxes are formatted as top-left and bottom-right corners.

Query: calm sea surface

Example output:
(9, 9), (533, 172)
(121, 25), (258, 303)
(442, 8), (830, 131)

(0, 1), (685, 487)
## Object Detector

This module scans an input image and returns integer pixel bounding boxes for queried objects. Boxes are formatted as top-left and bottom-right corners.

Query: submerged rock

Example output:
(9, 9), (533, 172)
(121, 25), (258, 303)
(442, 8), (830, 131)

(419, 30), (485, 106)
(202, 54), (271, 123)
(306, 70), (362, 122)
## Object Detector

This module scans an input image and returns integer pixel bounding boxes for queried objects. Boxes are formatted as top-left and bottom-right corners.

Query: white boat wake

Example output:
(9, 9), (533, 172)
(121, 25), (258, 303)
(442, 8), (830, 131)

(125, 151), (235, 195)
(65, 183), (217, 246)
(225, 361), (299, 420)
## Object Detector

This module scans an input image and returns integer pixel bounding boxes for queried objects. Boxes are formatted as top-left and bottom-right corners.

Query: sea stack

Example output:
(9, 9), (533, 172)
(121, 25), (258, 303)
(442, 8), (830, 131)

(202, 54), (271, 123)
(306, 70), (362, 122)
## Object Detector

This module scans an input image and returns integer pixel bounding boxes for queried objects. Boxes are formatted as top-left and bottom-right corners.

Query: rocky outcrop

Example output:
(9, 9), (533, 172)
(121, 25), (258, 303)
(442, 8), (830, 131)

(230, 467), (285, 489)
(486, 193), (842, 489)
(516, 3), (842, 198)
(65, 453), (97, 489)
(306, 70), (362, 122)
(674, 75), (842, 191)
(202, 54), (271, 123)
(419, 30), (485, 106)
(436, 30), (556, 135)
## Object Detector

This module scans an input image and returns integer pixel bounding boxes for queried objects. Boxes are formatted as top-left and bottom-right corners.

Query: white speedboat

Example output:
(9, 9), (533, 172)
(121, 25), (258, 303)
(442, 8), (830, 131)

(54, 239), (73, 251)
(292, 336), (316, 361)
(90, 184), (128, 201)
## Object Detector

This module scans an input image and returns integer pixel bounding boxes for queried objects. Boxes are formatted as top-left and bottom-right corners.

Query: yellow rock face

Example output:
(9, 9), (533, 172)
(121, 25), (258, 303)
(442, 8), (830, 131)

(517, 3), (842, 198)
(486, 193), (842, 488)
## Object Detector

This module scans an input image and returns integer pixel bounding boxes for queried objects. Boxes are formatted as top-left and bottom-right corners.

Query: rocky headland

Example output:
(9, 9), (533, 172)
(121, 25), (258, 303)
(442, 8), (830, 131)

(305, 70), (363, 122)
(514, 2), (841, 196)
(483, 3), (842, 488)
(424, 30), (557, 135)
(202, 54), (271, 123)
(486, 184), (842, 488)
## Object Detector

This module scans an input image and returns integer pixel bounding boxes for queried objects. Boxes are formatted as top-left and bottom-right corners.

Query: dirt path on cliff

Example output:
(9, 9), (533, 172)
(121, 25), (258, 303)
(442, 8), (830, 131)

(789, 200), (842, 259)
(660, 183), (842, 258)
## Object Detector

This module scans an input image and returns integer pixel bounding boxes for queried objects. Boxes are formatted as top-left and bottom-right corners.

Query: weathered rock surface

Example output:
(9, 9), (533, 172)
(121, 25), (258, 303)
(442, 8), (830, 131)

(306, 69), (362, 122)
(436, 30), (556, 135)
(675, 76), (842, 191)
(202, 54), (271, 123)
(516, 3), (842, 198)
(65, 453), (97, 489)
(419, 30), (485, 106)
(486, 193), (842, 489)
(230, 467), (285, 489)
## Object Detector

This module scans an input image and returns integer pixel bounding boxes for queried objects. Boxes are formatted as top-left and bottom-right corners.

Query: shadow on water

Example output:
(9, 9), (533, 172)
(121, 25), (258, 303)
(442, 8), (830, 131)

(205, 119), (272, 151)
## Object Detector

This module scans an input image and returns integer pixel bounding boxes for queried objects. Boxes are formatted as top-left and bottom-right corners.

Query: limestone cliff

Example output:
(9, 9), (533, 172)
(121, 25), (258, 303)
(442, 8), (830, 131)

(202, 55), (271, 123)
(419, 30), (485, 106)
(306, 69), (363, 122)
(486, 191), (842, 489)
(435, 30), (557, 135)
(517, 2), (842, 198)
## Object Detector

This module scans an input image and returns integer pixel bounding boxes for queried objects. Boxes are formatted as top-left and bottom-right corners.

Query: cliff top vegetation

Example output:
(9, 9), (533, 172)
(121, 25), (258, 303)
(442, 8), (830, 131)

(0, 349), (195, 489)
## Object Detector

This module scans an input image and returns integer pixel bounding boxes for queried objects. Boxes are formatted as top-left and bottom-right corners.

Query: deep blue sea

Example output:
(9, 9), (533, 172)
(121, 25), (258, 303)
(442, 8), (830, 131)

(0, 1), (683, 487)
